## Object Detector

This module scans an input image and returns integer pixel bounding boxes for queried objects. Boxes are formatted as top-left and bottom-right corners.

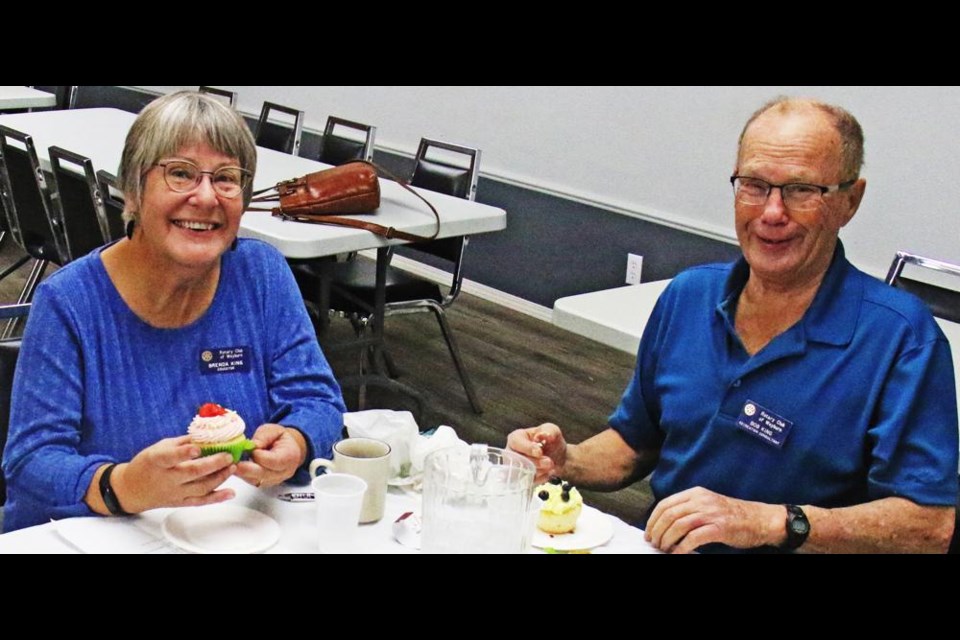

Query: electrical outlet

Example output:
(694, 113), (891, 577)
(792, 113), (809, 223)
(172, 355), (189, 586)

(626, 253), (643, 285)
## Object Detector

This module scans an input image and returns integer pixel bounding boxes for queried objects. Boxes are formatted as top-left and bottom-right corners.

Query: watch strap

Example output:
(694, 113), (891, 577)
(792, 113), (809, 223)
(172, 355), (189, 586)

(782, 504), (810, 550)
(99, 463), (131, 516)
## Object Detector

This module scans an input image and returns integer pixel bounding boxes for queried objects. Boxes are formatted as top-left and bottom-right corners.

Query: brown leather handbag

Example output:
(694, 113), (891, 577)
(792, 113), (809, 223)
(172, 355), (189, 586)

(248, 160), (439, 242)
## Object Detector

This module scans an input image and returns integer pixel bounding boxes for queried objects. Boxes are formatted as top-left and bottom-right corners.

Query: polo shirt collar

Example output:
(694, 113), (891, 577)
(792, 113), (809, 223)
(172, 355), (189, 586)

(717, 241), (861, 348)
(802, 241), (861, 346)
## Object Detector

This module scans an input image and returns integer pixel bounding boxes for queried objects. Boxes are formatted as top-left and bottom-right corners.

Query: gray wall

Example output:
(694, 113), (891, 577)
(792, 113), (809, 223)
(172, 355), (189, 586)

(126, 86), (960, 301)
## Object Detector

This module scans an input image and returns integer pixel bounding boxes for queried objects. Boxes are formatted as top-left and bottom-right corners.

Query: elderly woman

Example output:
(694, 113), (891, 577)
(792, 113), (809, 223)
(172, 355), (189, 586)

(2, 91), (345, 531)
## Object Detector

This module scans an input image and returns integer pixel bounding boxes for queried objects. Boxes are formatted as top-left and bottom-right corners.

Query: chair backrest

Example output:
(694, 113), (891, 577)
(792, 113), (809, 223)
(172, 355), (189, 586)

(403, 138), (481, 268)
(885, 251), (960, 324)
(32, 86), (78, 110)
(0, 303), (28, 507)
(95, 170), (126, 242)
(56, 86), (78, 110)
(411, 138), (481, 202)
(0, 125), (63, 264)
(198, 86), (238, 107)
(48, 146), (112, 262)
(317, 116), (376, 165)
(254, 101), (304, 156)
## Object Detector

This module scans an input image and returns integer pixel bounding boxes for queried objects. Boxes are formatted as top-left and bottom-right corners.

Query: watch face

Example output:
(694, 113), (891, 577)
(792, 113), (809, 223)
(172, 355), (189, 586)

(791, 519), (810, 536)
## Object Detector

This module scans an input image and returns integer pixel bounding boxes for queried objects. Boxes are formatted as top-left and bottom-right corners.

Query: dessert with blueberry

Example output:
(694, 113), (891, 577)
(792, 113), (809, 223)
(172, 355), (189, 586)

(535, 477), (583, 534)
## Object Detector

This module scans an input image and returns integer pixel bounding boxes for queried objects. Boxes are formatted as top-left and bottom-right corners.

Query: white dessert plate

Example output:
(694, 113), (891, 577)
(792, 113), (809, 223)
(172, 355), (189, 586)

(531, 505), (615, 551)
(162, 505), (280, 554)
(387, 472), (423, 488)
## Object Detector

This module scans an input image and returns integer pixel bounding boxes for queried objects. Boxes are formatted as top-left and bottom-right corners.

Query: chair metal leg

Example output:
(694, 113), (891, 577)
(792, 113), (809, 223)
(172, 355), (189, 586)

(355, 322), (368, 409)
(429, 305), (482, 414)
(0, 231), (32, 284)
(381, 347), (400, 379)
(0, 253), (31, 283)
(17, 259), (48, 304)
(2, 259), (47, 339)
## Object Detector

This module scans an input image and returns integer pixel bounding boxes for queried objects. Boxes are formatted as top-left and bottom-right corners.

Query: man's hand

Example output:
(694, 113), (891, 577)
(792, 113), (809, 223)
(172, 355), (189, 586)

(645, 486), (785, 553)
(507, 423), (567, 483)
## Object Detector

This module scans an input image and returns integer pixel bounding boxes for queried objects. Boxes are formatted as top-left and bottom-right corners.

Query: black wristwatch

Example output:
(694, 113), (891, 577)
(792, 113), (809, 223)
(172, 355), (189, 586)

(782, 504), (810, 551)
(99, 463), (131, 517)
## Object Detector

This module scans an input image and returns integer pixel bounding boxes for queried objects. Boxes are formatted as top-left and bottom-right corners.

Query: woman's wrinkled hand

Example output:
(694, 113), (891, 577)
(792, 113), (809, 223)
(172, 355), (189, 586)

(110, 435), (236, 513)
(235, 424), (307, 488)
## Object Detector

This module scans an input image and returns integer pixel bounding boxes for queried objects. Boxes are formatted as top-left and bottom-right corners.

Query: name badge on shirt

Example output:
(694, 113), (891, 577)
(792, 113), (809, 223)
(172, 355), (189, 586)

(736, 400), (794, 449)
(199, 346), (251, 375)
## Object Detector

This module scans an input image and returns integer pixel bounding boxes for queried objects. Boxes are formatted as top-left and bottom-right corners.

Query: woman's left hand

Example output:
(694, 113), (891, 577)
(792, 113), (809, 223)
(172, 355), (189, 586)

(235, 424), (308, 488)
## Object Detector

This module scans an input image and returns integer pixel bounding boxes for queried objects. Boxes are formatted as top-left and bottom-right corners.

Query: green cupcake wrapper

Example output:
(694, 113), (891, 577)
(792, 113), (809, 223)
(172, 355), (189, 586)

(198, 437), (256, 463)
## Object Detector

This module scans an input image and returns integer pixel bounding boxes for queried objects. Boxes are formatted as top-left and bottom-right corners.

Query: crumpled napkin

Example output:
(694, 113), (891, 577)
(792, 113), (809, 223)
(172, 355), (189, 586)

(344, 410), (420, 480)
(410, 425), (468, 475)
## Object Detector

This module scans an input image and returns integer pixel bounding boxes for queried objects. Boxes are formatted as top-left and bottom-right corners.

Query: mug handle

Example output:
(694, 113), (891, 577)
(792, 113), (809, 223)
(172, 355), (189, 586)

(309, 458), (335, 478)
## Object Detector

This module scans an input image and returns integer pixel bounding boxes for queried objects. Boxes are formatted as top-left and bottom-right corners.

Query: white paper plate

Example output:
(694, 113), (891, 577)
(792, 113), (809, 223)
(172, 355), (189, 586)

(387, 472), (423, 488)
(531, 505), (615, 551)
(162, 505), (280, 554)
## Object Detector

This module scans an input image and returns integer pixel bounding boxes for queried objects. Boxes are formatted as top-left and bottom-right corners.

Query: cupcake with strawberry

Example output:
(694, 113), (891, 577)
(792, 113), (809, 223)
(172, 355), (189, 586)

(187, 403), (255, 463)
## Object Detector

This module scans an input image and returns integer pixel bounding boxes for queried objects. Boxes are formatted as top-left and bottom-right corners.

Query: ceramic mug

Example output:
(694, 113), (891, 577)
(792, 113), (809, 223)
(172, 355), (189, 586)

(309, 437), (391, 523)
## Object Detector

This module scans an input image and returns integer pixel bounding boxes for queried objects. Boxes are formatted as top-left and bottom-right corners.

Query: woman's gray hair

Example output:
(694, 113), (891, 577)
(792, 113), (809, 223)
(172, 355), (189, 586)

(117, 90), (257, 223)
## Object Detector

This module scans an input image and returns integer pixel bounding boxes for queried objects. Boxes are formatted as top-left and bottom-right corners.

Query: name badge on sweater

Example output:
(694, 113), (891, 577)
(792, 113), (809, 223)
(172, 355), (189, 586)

(736, 400), (793, 449)
(199, 346), (251, 375)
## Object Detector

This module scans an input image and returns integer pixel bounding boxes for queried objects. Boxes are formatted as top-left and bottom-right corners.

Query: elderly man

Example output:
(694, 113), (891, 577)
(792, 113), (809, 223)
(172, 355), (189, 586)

(509, 98), (958, 553)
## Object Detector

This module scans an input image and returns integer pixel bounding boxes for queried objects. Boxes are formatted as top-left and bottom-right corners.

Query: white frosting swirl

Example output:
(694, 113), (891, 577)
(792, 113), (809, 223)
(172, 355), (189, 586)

(188, 409), (246, 443)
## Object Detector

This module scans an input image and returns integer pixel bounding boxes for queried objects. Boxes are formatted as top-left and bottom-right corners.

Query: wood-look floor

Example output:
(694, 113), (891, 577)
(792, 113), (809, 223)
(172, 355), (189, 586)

(0, 244), (654, 526)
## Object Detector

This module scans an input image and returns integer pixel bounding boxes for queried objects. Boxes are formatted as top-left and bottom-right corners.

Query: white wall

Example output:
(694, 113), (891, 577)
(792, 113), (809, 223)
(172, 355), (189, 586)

(139, 86), (960, 279)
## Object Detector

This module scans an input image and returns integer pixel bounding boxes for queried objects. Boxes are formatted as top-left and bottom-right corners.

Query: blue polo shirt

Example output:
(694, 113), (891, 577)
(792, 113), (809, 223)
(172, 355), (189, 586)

(610, 243), (958, 517)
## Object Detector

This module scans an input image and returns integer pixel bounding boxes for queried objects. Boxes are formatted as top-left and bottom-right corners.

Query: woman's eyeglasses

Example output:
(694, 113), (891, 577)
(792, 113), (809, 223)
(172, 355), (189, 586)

(155, 160), (250, 198)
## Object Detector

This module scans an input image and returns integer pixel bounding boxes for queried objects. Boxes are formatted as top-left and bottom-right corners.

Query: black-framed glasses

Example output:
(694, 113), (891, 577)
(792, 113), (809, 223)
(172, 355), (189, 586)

(730, 175), (855, 211)
(155, 160), (250, 198)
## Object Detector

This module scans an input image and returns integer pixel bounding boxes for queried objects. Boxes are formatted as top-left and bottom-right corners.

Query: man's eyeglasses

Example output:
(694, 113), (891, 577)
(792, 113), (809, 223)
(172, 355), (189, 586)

(730, 176), (855, 211)
(155, 160), (250, 198)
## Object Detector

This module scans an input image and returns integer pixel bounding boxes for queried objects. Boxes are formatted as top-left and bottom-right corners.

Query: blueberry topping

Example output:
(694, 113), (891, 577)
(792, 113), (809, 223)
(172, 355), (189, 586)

(561, 491), (570, 502)
(549, 477), (563, 485)
(538, 490), (549, 501)
(562, 482), (572, 492)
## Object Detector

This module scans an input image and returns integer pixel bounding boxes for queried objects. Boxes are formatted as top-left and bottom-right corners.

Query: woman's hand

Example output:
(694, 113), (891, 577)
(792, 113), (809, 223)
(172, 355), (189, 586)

(235, 424), (308, 488)
(506, 423), (568, 483)
(104, 436), (236, 514)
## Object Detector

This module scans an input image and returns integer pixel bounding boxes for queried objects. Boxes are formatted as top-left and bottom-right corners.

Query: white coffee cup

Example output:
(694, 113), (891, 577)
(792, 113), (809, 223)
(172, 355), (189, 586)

(311, 473), (367, 553)
(309, 437), (391, 523)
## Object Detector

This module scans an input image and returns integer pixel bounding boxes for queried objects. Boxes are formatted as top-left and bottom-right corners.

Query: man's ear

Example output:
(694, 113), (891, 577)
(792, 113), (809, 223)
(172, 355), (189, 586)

(839, 178), (867, 228)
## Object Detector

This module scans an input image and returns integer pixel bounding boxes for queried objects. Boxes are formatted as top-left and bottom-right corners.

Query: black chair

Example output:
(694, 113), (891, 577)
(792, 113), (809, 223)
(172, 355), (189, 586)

(48, 146), (113, 262)
(0, 126), (63, 319)
(254, 102), (304, 156)
(53, 86), (78, 110)
(885, 251), (960, 553)
(317, 116), (376, 166)
(885, 251), (960, 324)
(0, 187), (32, 287)
(0, 303), (29, 514)
(198, 86), (237, 107)
(309, 138), (483, 413)
(95, 170), (126, 242)
(31, 86), (77, 110)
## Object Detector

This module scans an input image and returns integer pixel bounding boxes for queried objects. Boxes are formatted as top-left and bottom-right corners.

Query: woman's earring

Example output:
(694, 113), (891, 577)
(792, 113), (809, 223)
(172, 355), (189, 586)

(125, 220), (135, 241)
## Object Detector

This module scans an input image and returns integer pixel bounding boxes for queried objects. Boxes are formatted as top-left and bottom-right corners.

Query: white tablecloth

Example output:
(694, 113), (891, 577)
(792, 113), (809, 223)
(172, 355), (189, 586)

(0, 476), (658, 554)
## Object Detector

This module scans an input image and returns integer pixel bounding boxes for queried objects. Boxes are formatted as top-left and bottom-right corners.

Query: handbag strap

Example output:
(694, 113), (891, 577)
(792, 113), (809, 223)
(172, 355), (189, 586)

(272, 210), (435, 242)
(248, 161), (441, 243)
